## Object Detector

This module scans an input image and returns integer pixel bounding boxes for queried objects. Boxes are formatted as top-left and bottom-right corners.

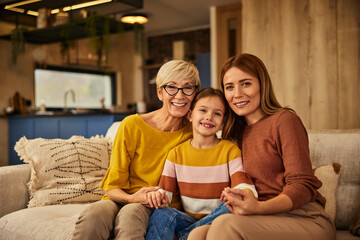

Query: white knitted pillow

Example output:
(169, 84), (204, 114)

(15, 135), (111, 207)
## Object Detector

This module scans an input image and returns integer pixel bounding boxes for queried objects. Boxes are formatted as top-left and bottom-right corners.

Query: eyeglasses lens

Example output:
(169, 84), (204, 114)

(164, 85), (196, 96)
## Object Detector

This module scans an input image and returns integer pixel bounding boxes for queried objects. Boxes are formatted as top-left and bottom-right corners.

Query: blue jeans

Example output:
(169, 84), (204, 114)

(145, 202), (230, 240)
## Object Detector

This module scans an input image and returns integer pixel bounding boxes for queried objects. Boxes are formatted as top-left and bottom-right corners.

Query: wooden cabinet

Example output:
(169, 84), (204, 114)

(8, 114), (128, 165)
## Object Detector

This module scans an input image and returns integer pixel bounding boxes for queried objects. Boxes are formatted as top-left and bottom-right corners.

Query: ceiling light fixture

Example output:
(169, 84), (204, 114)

(5, 0), (113, 16)
(4, 0), (41, 10)
(62, 0), (112, 11)
(121, 13), (148, 24)
(50, 9), (60, 14)
(6, 7), (25, 13)
(27, 10), (39, 16)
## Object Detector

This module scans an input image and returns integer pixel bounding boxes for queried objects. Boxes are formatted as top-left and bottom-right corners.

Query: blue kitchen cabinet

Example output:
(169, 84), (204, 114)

(87, 116), (116, 137)
(8, 114), (127, 165)
(8, 118), (35, 165)
(60, 117), (88, 139)
(34, 118), (59, 138)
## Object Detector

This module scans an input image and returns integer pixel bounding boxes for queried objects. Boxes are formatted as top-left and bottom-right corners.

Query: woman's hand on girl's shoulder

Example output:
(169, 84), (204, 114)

(145, 188), (168, 209)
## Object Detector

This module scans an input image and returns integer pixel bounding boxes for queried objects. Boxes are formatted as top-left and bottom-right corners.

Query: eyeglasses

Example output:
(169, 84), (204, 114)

(162, 85), (197, 96)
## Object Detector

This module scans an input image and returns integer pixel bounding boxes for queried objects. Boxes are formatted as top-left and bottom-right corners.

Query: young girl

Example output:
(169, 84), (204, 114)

(145, 87), (257, 240)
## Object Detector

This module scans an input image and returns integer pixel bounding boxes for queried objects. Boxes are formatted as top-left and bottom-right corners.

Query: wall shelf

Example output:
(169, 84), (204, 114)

(0, 0), (143, 29)
(0, 16), (134, 44)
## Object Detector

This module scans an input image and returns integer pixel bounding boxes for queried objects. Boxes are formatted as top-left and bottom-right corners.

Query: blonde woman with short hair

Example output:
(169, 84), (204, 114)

(72, 60), (200, 240)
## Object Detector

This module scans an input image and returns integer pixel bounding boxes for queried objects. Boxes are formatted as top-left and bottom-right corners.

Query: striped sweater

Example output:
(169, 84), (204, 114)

(159, 139), (257, 219)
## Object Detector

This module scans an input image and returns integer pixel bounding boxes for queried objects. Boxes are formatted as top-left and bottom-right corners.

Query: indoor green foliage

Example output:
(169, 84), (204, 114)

(134, 22), (145, 56)
(11, 27), (26, 64)
(86, 15), (112, 66)
(60, 25), (74, 63)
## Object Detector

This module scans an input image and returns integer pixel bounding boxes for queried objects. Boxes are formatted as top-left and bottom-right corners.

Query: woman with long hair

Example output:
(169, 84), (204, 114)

(188, 53), (335, 240)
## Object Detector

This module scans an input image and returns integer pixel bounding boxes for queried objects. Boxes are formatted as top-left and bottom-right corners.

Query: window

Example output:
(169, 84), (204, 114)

(34, 66), (116, 111)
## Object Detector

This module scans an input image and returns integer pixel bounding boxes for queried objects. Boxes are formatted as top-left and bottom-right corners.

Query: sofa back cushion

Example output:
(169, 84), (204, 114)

(105, 121), (121, 145)
(308, 129), (360, 229)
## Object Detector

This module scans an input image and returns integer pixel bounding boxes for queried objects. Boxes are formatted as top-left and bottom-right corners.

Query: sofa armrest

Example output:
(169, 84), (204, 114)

(0, 164), (31, 218)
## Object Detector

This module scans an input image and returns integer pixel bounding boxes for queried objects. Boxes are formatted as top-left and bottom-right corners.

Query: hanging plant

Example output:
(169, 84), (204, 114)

(60, 24), (73, 63)
(84, 15), (145, 66)
(86, 14), (97, 55)
(86, 15), (112, 66)
(120, 13), (147, 55)
(102, 17), (110, 66)
(133, 22), (145, 56)
(117, 20), (125, 46)
(11, 27), (26, 64)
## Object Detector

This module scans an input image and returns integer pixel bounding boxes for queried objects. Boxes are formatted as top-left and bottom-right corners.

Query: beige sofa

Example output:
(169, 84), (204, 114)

(0, 124), (359, 240)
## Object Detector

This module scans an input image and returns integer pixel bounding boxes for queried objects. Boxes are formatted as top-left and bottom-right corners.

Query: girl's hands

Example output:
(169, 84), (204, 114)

(221, 187), (260, 215)
(145, 190), (169, 209)
(130, 186), (160, 206)
(106, 187), (161, 206)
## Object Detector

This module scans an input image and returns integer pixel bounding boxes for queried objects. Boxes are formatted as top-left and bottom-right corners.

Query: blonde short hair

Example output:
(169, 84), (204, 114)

(156, 60), (201, 90)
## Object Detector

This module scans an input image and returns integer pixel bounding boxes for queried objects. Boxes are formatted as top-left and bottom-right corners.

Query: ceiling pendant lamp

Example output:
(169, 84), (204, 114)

(120, 13), (148, 24)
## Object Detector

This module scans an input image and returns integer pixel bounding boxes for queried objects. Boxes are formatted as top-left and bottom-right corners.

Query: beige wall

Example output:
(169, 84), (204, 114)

(241, 0), (360, 129)
(0, 32), (138, 166)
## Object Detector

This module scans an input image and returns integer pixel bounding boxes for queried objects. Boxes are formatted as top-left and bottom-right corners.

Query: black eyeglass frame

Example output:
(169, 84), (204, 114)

(162, 85), (198, 96)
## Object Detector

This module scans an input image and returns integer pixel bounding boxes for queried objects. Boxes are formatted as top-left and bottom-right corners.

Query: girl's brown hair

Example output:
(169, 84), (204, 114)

(219, 53), (293, 141)
(190, 87), (234, 140)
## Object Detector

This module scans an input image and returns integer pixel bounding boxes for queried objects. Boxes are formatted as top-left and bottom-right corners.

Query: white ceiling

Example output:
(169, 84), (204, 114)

(137, 0), (242, 35)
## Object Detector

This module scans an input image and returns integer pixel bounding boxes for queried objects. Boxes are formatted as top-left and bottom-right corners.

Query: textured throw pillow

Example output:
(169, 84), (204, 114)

(15, 135), (111, 207)
(313, 162), (341, 221)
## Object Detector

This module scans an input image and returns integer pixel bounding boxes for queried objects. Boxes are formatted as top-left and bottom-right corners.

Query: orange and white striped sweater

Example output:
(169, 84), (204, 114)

(159, 139), (257, 220)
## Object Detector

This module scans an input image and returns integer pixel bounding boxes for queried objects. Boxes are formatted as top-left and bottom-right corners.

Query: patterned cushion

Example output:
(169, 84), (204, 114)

(14, 136), (111, 207)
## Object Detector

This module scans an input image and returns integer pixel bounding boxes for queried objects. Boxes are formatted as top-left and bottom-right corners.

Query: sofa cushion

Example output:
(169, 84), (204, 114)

(15, 135), (111, 207)
(336, 230), (360, 240)
(0, 204), (89, 240)
(350, 208), (360, 236)
(313, 163), (341, 222)
(105, 121), (121, 145)
(0, 164), (30, 218)
(308, 129), (360, 229)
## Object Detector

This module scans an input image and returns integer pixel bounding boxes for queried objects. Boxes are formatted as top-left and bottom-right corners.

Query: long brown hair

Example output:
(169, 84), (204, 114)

(219, 53), (293, 140)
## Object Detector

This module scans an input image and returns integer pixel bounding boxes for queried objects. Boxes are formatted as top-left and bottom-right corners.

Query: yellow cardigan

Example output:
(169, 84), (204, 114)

(100, 114), (192, 200)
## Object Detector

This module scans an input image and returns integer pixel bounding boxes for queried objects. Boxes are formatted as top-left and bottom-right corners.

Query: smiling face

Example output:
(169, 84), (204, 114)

(157, 78), (197, 118)
(223, 67), (265, 125)
(188, 96), (225, 138)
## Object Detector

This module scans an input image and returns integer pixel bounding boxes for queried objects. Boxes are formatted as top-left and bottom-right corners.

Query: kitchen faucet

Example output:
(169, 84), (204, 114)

(64, 89), (76, 112)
